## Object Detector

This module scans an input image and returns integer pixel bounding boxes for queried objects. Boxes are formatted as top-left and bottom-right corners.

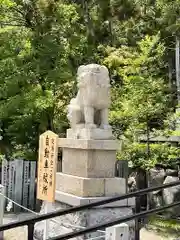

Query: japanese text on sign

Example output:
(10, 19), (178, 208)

(37, 131), (58, 202)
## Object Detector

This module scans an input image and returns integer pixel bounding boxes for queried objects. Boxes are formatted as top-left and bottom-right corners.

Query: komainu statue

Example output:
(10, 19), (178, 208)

(67, 64), (112, 130)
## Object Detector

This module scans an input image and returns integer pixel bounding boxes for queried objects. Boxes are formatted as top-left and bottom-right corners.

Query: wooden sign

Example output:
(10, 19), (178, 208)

(37, 131), (58, 202)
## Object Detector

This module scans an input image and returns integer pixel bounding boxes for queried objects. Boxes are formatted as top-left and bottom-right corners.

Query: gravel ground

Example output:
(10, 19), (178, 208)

(3, 213), (34, 240)
(1, 213), (177, 240)
(3, 227), (172, 240)
(140, 228), (173, 240)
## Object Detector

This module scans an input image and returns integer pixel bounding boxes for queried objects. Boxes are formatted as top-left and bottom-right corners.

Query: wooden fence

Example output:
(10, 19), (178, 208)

(1, 159), (37, 212)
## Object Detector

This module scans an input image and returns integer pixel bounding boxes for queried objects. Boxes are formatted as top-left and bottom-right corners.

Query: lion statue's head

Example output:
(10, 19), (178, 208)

(77, 64), (110, 89)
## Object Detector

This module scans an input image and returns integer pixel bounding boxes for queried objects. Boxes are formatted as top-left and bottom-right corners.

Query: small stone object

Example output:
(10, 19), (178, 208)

(106, 223), (129, 240)
(149, 168), (166, 193)
(165, 169), (178, 177)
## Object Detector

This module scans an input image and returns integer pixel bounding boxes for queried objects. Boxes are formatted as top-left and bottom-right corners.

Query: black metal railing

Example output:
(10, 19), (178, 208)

(49, 201), (180, 240)
(0, 180), (180, 240)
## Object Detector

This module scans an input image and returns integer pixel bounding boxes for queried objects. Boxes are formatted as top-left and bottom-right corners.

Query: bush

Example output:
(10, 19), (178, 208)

(117, 142), (180, 170)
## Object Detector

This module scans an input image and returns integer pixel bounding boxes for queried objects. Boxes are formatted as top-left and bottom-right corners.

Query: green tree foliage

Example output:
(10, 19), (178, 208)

(117, 142), (180, 169)
(105, 35), (171, 139)
(0, 0), (91, 159)
(0, 0), (180, 166)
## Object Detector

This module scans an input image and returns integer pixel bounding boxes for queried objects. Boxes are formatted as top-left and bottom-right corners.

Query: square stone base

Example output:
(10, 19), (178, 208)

(55, 190), (132, 207)
(56, 173), (126, 197)
(59, 138), (118, 178)
(67, 128), (114, 140)
(34, 201), (135, 240)
(62, 147), (117, 178)
(58, 138), (119, 150)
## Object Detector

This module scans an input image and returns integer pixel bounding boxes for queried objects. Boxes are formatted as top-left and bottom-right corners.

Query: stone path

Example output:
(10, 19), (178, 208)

(3, 227), (175, 240)
(4, 226), (27, 240)
(2, 214), (177, 240)
(3, 213), (29, 240)
(140, 228), (171, 240)
(3, 228), (174, 240)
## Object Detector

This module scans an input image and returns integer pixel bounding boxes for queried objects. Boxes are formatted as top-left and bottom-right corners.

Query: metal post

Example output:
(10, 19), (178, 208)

(28, 223), (34, 240)
(135, 195), (141, 240)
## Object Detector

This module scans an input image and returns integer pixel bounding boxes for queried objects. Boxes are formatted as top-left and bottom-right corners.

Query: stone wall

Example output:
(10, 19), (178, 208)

(128, 166), (180, 218)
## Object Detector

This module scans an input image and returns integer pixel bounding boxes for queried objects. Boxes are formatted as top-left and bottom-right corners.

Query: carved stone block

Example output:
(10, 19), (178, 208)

(56, 173), (104, 197)
(56, 173), (126, 198)
(67, 128), (113, 140)
(62, 148), (116, 178)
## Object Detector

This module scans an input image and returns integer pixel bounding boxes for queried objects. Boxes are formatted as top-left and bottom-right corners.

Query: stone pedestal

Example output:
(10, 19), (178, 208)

(35, 129), (135, 239)
(34, 201), (135, 240)
(35, 64), (135, 239)
(59, 138), (118, 178)
(67, 128), (114, 140)
(56, 173), (126, 197)
(56, 137), (126, 198)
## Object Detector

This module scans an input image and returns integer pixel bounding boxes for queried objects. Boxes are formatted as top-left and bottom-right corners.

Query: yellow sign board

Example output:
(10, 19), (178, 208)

(37, 131), (58, 202)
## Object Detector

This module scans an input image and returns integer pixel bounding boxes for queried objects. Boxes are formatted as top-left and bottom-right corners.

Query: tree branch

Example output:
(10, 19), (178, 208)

(0, 22), (25, 27)
(11, 6), (24, 16)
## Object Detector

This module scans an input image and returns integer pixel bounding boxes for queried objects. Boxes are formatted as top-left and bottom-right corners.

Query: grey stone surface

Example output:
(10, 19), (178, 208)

(22, 161), (29, 208)
(0, 185), (5, 232)
(8, 161), (15, 202)
(67, 128), (114, 140)
(62, 147), (117, 178)
(56, 173), (105, 197)
(148, 168), (165, 208)
(29, 161), (36, 210)
(14, 159), (23, 212)
(165, 169), (178, 177)
(56, 173), (126, 197)
(163, 176), (180, 217)
(147, 168), (180, 215)
(148, 168), (165, 193)
(58, 138), (118, 150)
(34, 201), (135, 240)
(1, 159), (8, 206)
(55, 190), (129, 207)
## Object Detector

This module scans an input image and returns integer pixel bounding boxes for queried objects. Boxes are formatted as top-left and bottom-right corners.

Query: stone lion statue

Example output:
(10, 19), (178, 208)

(67, 64), (111, 130)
